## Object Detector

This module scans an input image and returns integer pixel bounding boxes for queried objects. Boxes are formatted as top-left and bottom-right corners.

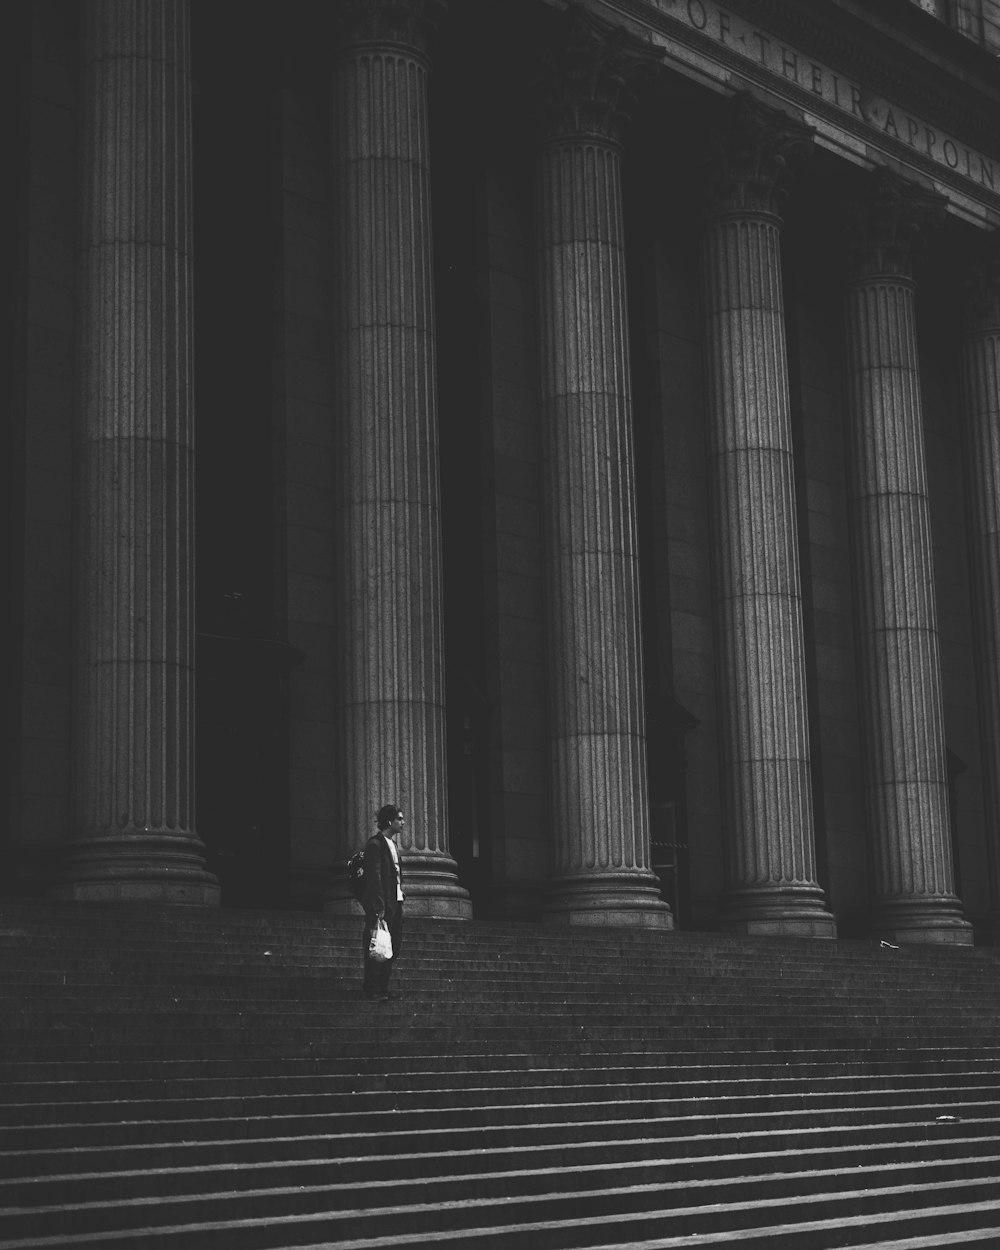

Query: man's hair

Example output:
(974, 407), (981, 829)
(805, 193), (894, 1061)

(376, 804), (402, 830)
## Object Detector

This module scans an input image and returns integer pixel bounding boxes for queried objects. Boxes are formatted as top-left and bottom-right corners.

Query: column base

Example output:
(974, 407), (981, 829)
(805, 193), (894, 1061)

(721, 886), (838, 939)
(324, 849), (473, 920)
(51, 832), (220, 906)
(544, 873), (674, 928)
(870, 897), (974, 946)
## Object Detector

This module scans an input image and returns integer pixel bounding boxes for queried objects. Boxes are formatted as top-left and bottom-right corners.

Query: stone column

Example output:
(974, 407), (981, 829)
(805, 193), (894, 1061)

(327, 0), (470, 917)
(843, 168), (971, 944)
(702, 96), (835, 937)
(959, 236), (1000, 936)
(535, 11), (670, 927)
(57, 0), (219, 903)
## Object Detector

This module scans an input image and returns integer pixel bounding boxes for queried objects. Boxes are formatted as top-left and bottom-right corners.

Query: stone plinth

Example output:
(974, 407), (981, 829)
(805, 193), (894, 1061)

(56, 0), (218, 904)
(535, 10), (670, 927)
(843, 169), (971, 945)
(326, 0), (470, 918)
(703, 96), (835, 938)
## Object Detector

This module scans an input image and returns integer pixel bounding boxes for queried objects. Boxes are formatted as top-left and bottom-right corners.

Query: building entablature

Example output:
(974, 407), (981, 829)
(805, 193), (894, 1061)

(561, 0), (1000, 227)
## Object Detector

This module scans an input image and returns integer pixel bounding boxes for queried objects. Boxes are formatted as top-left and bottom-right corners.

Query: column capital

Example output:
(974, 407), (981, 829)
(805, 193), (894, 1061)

(536, 5), (662, 148)
(334, 0), (446, 58)
(705, 93), (813, 218)
(844, 167), (946, 281)
(962, 232), (1000, 332)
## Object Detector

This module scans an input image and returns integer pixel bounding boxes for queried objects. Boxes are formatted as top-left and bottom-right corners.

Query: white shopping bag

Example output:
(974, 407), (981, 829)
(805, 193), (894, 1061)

(368, 918), (393, 963)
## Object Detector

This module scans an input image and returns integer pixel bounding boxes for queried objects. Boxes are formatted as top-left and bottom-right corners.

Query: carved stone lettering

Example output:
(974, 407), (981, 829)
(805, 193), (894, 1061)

(647, 0), (998, 195)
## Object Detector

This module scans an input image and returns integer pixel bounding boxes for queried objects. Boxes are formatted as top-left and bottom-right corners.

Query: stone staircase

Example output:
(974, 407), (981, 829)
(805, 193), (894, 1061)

(1, 902), (1000, 1247)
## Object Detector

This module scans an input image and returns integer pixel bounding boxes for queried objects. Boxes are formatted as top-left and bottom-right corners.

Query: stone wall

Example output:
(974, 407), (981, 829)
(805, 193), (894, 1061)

(921, 257), (991, 928)
(273, 88), (336, 907)
(7, 0), (76, 892)
(783, 169), (869, 933)
(645, 227), (725, 931)
(476, 163), (549, 917)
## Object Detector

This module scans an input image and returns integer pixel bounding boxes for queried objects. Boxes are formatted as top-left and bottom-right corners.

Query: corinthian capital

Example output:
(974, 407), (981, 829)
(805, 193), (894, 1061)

(705, 93), (813, 218)
(536, 4), (662, 147)
(335, 0), (446, 58)
(844, 168), (946, 281)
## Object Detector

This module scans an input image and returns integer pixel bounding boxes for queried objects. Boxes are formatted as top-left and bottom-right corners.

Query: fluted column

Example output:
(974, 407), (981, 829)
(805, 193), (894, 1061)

(327, 0), (470, 917)
(959, 237), (1000, 936)
(703, 96), (835, 937)
(535, 11), (670, 926)
(843, 169), (971, 944)
(57, 0), (218, 903)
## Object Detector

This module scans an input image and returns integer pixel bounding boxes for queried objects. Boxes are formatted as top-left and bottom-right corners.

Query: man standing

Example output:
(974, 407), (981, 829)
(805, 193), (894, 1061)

(361, 804), (405, 1001)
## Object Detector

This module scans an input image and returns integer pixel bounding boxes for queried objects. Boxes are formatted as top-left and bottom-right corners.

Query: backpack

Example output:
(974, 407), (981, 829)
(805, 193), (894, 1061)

(346, 848), (366, 901)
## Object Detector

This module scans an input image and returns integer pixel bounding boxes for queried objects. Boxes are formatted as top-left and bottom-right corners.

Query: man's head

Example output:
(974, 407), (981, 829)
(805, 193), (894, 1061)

(376, 804), (404, 835)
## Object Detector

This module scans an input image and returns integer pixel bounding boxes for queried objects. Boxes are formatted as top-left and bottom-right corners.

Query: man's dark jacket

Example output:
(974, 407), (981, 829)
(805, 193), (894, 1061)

(361, 833), (402, 917)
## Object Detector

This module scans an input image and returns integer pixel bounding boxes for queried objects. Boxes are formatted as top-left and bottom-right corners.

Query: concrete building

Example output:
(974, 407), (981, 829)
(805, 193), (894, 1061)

(5, 0), (1000, 943)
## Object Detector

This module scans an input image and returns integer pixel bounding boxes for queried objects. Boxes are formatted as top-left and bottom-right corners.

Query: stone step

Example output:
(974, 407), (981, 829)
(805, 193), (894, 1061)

(4, 1154), (1000, 1243)
(5, 1115), (996, 1184)
(3, 1064), (993, 1108)
(0, 1017), (988, 1047)
(3, 905), (997, 963)
(4, 905), (1000, 1247)
(0, 902), (985, 943)
(2, 1007), (987, 1034)
(6, 978), (968, 1002)
(4, 959), (983, 992)
(580, 1204), (1000, 1250)
(2, 957), (989, 992)
(2, 970), (993, 1002)
(2, 929), (992, 962)
(0, 1070), (990, 1130)
(0, 1034), (991, 1070)
(0, 1075), (994, 1126)
(0, 997), (969, 1028)
(2, 1176), (999, 1248)
(2, 1135), (995, 1207)
(1, 1033), (993, 1067)
(5, 1093), (999, 1154)
(1, 988), (986, 1019)
(4, 1046), (998, 1085)
(0, 1048), (974, 1077)
(846, 1234), (1000, 1249)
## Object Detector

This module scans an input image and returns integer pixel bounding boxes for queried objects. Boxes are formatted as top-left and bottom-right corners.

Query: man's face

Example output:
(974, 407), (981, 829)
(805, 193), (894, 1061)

(387, 813), (404, 838)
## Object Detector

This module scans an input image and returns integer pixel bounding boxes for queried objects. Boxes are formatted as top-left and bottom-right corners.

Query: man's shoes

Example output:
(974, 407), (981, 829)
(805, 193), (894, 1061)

(362, 991), (401, 1002)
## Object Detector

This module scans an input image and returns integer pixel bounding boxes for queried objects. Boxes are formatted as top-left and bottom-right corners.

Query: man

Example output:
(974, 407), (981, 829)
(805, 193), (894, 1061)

(361, 804), (405, 1001)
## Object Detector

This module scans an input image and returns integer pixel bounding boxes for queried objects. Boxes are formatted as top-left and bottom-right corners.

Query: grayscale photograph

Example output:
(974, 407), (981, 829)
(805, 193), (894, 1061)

(3, 0), (1000, 1245)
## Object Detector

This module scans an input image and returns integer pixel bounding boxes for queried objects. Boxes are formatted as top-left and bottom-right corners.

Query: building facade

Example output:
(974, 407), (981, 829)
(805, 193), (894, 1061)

(5, 0), (1000, 943)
